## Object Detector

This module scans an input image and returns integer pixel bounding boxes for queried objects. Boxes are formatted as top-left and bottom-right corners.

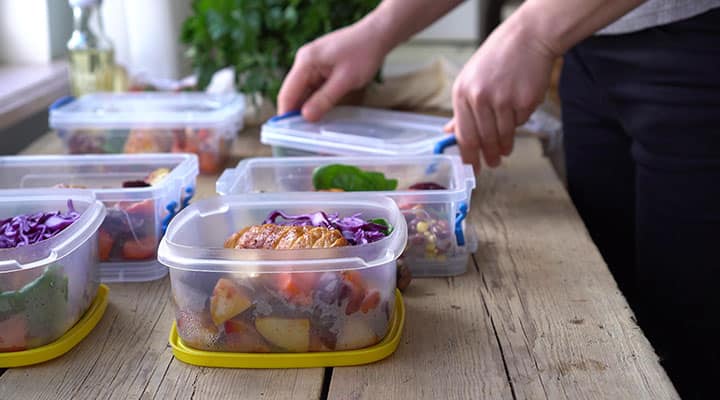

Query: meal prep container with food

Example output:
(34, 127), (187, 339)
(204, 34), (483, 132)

(158, 193), (407, 354)
(49, 92), (244, 174)
(216, 155), (476, 277)
(0, 189), (105, 353)
(0, 154), (199, 282)
(261, 106), (457, 157)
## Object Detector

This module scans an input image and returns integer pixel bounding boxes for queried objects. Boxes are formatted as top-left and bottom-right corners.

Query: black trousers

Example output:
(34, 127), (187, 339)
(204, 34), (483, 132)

(560, 8), (720, 399)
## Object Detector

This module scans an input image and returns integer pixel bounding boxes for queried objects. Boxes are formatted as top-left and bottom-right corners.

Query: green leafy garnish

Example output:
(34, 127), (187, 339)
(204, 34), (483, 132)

(312, 164), (398, 192)
(368, 218), (393, 236)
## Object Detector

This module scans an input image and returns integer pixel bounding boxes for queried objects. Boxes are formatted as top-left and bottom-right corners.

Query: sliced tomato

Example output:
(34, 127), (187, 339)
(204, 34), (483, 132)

(275, 273), (318, 307)
(342, 272), (367, 315)
(360, 290), (381, 314)
(124, 199), (155, 217)
(198, 151), (221, 174)
(0, 315), (27, 352)
(121, 236), (156, 260)
(98, 229), (114, 261)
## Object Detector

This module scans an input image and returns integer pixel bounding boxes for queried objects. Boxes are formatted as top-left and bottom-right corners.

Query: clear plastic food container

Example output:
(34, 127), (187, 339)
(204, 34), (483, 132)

(261, 106), (458, 157)
(0, 154), (199, 282)
(216, 155), (476, 277)
(49, 92), (244, 174)
(0, 189), (105, 352)
(158, 193), (407, 353)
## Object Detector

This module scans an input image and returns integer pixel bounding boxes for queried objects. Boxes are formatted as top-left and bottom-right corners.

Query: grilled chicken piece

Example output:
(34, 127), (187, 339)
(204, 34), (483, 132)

(224, 224), (348, 250)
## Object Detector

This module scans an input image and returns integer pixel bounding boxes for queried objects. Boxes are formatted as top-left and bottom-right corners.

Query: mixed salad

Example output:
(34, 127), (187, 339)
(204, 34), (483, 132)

(65, 127), (226, 174)
(311, 164), (459, 286)
(173, 210), (395, 353)
(0, 203), (97, 352)
(55, 168), (171, 263)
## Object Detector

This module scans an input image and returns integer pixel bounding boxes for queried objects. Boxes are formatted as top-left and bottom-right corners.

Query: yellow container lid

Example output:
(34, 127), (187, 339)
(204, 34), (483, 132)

(0, 284), (109, 368)
(169, 289), (405, 368)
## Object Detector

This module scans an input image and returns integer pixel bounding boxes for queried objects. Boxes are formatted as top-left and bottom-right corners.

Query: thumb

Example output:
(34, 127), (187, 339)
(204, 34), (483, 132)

(302, 69), (354, 121)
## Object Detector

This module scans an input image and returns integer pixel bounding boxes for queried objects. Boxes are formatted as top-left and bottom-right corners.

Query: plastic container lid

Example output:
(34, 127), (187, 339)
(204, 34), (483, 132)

(0, 284), (109, 368)
(0, 153), (199, 203)
(217, 155), (475, 202)
(158, 193), (407, 274)
(50, 92), (245, 133)
(261, 107), (454, 156)
(0, 189), (105, 271)
(169, 289), (404, 368)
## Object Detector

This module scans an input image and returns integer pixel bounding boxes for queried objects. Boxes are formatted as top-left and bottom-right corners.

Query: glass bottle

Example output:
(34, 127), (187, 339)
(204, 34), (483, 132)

(66, 0), (115, 96)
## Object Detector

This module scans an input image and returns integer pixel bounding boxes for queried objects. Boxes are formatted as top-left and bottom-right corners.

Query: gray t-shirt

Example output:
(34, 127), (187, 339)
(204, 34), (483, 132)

(598, 0), (720, 34)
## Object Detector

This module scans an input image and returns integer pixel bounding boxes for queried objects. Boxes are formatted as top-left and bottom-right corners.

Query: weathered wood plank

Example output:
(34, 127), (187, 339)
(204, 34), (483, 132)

(0, 280), (174, 400)
(152, 361), (323, 400)
(0, 280), (324, 400)
(326, 255), (514, 399)
(327, 137), (678, 400)
(472, 138), (678, 399)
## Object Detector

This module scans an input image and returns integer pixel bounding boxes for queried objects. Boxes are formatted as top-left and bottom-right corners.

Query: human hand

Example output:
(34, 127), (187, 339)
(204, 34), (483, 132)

(277, 22), (389, 121)
(446, 23), (556, 171)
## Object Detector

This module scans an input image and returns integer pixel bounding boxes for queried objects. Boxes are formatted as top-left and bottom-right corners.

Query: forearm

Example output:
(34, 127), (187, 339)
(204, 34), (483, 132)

(506, 0), (647, 56)
(358, 0), (465, 53)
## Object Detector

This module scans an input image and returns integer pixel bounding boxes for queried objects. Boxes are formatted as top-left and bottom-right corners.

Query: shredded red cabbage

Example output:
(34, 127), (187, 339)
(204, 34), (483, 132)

(263, 210), (391, 245)
(0, 200), (80, 249)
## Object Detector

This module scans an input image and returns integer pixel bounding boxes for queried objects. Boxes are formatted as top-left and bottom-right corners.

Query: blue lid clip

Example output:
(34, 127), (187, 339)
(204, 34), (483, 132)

(454, 202), (468, 247)
(268, 110), (301, 123)
(49, 96), (75, 111)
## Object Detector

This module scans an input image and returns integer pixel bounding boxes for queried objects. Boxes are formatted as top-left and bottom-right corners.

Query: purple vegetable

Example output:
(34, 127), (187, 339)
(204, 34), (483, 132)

(264, 210), (391, 245)
(0, 200), (80, 249)
(408, 182), (447, 190)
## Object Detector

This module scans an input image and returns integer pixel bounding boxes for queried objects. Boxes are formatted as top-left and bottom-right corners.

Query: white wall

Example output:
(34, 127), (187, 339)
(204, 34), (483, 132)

(413, 0), (480, 43)
(103, 0), (192, 80)
(0, 0), (51, 63)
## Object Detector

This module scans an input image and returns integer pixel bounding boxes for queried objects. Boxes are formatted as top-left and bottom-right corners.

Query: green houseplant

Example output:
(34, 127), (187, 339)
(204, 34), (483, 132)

(181, 0), (380, 104)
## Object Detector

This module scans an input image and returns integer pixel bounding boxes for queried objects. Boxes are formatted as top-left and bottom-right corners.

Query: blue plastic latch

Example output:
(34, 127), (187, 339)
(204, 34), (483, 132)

(161, 201), (179, 236)
(49, 96), (75, 111)
(181, 186), (195, 210)
(454, 202), (468, 247)
(433, 135), (457, 155)
(268, 110), (301, 123)
(426, 135), (458, 175)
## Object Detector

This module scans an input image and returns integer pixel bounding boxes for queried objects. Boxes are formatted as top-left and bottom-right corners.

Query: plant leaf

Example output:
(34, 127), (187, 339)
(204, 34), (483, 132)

(312, 164), (398, 192)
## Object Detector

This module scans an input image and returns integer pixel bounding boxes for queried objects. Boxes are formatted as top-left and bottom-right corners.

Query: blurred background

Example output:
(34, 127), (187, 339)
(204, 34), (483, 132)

(0, 0), (528, 153)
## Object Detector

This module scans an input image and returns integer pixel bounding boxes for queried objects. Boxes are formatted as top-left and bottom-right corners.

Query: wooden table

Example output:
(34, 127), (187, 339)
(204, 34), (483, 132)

(0, 130), (679, 399)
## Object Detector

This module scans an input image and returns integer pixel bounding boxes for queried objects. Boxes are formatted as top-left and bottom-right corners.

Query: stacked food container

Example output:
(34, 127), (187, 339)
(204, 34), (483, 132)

(253, 106), (477, 277)
(49, 92), (245, 174)
(153, 106), (478, 367)
(0, 154), (199, 283)
(261, 106), (459, 157)
(0, 189), (107, 366)
(158, 193), (407, 367)
(217, 154), (476, 277)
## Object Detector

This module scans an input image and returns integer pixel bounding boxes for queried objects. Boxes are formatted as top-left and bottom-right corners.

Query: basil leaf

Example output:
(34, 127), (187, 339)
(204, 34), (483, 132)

(312, 164), (398, 192)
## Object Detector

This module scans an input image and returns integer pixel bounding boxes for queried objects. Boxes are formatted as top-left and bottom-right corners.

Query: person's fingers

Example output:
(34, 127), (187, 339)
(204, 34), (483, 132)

(277, 60), (312, 115)
(495, 107), (515, 156)
(443, 119), (456, 133)
(515, 107), (534, 126)
(302, 68), (354, 121)
(472, 106), (501, 168)
(454, 99), (482, 172)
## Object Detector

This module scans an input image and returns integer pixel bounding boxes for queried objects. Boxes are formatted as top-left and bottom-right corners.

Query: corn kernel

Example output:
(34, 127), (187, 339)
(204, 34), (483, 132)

(416, 221), (429, 233)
